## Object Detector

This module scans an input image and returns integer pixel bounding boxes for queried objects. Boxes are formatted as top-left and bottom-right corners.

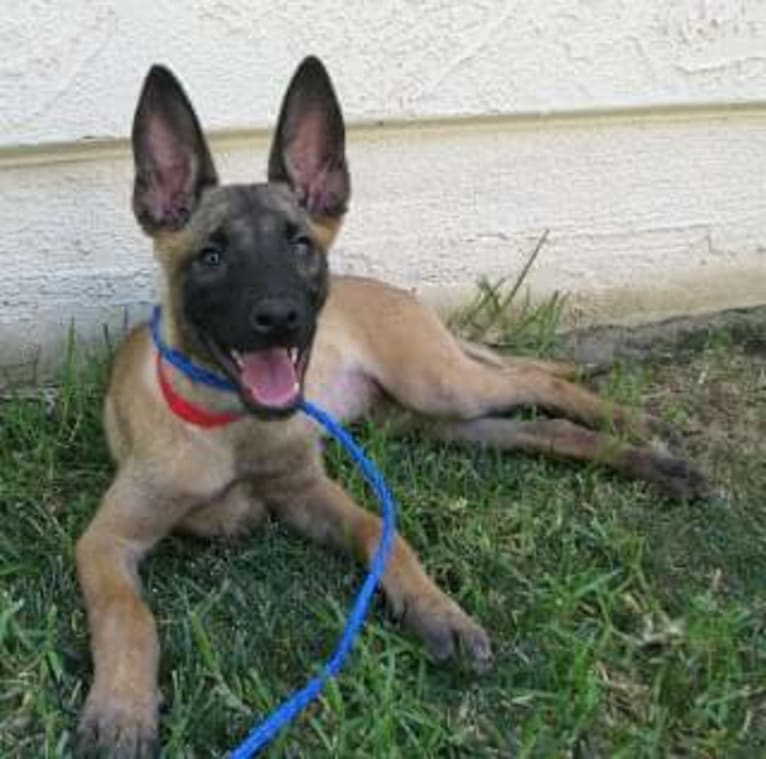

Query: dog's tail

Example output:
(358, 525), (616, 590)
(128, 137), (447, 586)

(459, 339), (604, 381)
(458, 339), (507, 368)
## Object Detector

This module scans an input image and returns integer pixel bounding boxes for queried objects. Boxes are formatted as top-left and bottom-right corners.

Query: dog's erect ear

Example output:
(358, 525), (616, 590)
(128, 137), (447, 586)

(131, 65), (218, 235)
(268, 56), (350, 218)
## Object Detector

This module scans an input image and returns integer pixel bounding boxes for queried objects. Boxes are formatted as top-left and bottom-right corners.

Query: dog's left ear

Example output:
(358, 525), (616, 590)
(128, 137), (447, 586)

(268, 56), (350, 219)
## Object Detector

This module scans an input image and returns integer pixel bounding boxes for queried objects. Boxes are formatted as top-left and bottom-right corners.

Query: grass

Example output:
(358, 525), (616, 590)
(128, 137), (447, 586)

(1, 302), (765, 757)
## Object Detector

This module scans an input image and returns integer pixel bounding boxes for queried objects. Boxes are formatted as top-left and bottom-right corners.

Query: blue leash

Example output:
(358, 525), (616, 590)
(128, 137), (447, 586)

(231, 399), (397, 757)
(150, 308), (397, 756)
(151, 306), (238, 392)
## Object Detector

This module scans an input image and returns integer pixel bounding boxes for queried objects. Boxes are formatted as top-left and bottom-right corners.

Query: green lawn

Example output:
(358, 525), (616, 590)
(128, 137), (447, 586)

(1, 319), (764, 757)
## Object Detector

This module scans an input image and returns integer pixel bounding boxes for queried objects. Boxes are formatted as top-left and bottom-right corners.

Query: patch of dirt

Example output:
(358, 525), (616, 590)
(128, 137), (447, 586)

(567, 305), (766, 502)
(562, 305), (766, 368)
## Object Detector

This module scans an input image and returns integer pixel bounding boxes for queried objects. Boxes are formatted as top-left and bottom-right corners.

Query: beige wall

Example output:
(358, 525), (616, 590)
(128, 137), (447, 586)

(2, 1), (765, 384)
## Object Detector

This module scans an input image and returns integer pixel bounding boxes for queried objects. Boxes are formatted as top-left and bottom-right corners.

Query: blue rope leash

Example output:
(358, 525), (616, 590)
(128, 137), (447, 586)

(149, 308), (397, 756)
(230, 400), (397, 757)
(151, 306), (238, 392)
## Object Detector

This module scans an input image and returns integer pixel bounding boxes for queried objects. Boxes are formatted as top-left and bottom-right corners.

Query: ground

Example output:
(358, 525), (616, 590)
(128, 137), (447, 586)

(0, 306), (764, 757)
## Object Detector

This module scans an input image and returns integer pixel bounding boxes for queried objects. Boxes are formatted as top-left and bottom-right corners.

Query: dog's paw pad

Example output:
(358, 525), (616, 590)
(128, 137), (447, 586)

(403, 594), (493, 673)
(77, 691), (159, 759)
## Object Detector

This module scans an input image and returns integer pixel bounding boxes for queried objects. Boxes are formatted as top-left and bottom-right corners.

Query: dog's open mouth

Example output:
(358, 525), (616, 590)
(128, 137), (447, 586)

(203, 336), (310, 416)
(230, 347), (308, 411)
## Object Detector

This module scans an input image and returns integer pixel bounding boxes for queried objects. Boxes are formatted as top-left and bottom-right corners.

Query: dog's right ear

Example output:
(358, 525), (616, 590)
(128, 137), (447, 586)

(131, 65), (218, 235)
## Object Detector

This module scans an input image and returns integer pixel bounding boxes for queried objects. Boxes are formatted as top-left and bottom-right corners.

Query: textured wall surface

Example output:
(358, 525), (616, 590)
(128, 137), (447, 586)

(4, 1), (766, 145)
(1, 1), (765, 384)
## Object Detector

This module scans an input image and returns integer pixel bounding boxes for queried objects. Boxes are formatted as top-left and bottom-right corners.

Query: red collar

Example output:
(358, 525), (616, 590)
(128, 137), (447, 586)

(156, 352), (243, 428)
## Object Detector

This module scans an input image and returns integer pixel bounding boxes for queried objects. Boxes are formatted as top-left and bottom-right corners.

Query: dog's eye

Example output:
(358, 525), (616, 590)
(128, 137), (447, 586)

(198, 243), (224, 267)
(290, 235), (313, 257)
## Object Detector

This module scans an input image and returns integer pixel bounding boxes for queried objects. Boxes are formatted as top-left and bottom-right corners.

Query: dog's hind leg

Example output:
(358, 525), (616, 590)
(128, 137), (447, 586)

(353, 287), (649, 438)
(423, 417), (709, 500)
(371, 303), (658, 441)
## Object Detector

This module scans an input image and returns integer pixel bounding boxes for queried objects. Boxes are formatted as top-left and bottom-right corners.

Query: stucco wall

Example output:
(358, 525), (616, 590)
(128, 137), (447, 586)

(1, 1), (765, 385)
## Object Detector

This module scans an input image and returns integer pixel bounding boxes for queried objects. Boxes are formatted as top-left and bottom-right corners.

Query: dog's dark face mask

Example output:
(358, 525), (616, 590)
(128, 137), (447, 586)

(179, 185), (329, 415)
(130, 57), (349, 417)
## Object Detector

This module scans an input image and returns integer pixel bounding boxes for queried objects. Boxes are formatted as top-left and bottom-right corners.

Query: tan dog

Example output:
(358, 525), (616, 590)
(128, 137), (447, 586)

(75, 57), (708, 757)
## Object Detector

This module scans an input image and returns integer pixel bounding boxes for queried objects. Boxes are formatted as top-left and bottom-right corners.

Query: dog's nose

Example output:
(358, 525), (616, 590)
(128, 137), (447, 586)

(250, 297), (301, 338)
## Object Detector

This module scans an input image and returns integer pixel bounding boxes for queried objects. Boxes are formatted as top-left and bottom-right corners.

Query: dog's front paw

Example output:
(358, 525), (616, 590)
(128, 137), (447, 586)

(402, 591), (493, 672)
(77, 685), (159, 759)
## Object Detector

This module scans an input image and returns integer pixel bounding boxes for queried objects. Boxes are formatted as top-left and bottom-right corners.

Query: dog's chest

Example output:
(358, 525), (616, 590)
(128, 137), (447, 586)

(306, 358), (379, 423)
(232, 415), (320, 483)
(162, 423), (239, 496)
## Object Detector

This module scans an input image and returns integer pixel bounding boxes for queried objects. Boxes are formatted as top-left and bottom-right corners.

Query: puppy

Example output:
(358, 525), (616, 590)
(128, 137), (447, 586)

(75, 56), (708, 756)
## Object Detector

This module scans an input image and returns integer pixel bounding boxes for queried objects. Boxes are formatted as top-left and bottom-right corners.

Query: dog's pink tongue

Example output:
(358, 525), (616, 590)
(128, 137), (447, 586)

(240, 349), (298, 407)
